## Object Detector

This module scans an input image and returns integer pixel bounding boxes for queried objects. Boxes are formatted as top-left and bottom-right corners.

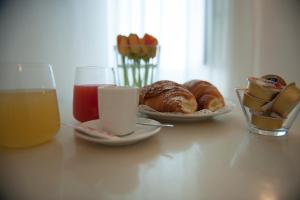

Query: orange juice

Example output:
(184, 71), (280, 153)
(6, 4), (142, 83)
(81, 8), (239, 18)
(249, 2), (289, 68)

(0, 89), (60, 148)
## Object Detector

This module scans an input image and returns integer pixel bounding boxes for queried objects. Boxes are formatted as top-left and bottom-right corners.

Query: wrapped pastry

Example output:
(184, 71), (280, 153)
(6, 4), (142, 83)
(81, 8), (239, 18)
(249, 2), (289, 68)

(243, 91), (269, 112)
(251, 112), (284, 130)
(271, 83), (300, 117)
(261, 74), (287, 87)
(247, 77), (284, 101)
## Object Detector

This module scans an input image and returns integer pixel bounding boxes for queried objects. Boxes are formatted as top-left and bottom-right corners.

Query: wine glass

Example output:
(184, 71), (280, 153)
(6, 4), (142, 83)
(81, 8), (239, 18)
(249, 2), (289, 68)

(0, 63), (60, 148)
(73, 66), (116, 122)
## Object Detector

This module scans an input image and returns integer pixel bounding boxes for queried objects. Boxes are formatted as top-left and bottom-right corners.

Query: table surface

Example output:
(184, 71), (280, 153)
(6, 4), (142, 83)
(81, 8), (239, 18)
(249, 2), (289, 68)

(1, 104), (300, 200)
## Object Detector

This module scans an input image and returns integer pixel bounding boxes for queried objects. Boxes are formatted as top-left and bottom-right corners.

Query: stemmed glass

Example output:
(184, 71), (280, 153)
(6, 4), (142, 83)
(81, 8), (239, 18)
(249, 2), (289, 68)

(73, 66), (116, 122)
(0, 63), (60, 148)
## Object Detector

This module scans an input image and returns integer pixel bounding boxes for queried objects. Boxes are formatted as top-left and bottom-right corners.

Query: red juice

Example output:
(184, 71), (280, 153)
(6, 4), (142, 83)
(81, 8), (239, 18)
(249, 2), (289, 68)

(73, 84), (100, 122)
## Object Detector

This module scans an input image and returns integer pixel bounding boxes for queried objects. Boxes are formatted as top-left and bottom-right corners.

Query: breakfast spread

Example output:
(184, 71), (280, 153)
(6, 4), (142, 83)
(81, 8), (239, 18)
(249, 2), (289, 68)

(242, 74), (300, 130)
(139, 79), (225, 113)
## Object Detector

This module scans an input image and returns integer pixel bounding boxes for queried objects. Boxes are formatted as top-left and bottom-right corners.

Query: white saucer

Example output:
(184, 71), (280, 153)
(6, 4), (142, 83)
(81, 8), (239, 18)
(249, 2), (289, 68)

(74, 117), (161, 146)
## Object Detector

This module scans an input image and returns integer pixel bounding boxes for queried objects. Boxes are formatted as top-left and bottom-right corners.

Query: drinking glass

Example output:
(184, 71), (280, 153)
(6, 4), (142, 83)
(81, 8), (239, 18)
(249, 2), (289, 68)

(0, 63), (60, 148)
(73, 66), (116, 122)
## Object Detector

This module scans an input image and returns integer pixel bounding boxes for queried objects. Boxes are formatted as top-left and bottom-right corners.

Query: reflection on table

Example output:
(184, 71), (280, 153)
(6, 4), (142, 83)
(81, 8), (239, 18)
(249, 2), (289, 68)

(0, 105), (300, 200)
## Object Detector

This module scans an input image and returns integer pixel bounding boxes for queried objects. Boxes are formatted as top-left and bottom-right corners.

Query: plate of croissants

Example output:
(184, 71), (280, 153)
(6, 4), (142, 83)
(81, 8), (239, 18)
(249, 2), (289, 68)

(138, 80), (235, 122)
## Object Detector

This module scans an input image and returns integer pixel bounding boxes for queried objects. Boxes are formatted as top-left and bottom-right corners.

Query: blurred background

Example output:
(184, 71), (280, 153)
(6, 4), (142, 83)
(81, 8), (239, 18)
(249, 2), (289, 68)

(0, 0), (299, 104)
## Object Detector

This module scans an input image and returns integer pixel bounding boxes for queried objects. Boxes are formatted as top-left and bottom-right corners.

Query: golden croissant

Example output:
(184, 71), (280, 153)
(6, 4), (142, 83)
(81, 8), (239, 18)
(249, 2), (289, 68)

(139, 80), (197, 113)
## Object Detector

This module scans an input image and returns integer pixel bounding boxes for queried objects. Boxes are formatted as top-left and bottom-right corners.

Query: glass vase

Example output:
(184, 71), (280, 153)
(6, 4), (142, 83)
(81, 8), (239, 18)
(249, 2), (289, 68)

(114, 45), (160, 88)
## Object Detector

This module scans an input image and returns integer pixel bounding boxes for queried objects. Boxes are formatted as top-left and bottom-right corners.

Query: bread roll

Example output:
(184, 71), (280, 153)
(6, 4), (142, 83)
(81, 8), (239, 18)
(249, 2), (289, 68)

(183, 80), (225, 111)
(139, 80), (197, 113)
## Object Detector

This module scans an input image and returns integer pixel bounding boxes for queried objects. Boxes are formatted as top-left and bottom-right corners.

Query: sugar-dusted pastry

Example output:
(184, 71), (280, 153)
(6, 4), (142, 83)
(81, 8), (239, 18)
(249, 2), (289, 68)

(183, 80), (225, 111)
(139, 80), (197, 113)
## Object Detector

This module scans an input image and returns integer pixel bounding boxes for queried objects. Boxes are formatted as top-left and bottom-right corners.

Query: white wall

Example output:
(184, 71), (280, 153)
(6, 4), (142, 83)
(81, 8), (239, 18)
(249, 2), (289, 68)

(257, 0), (300, 84)
(0, 0), (108, 103)
(225, 0), (300, 99)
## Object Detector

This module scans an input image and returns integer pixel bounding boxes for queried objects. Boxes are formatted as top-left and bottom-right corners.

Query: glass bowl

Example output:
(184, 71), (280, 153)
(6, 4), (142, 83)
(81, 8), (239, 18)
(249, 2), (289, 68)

(235, 88), (300, 136)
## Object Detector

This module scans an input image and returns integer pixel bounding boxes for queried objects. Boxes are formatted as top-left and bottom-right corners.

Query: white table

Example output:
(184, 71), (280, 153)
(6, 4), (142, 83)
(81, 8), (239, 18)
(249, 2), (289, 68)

(1, 104), (300, 200)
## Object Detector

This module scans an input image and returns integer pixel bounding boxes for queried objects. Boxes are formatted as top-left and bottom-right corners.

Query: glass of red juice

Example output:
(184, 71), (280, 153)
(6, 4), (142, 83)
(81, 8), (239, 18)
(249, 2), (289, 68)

(73, 66), (115, 122)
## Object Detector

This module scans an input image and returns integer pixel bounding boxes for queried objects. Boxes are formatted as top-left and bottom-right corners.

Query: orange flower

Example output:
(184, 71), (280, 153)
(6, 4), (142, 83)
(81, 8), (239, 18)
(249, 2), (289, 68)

(140, 38), (148, 59)
(117, 35), (130, 56)
(142, 33), (158, 58)
(128, 33), (142, 57)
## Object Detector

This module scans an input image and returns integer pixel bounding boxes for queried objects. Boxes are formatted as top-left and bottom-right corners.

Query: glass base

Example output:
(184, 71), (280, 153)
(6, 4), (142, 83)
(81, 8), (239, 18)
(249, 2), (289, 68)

(248, 125), (288, 137)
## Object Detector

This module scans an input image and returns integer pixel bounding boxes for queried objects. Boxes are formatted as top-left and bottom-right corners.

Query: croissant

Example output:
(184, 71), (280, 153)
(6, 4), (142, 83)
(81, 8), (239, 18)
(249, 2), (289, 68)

(183, 80), (225, 111)
(139, 80), (197, 113)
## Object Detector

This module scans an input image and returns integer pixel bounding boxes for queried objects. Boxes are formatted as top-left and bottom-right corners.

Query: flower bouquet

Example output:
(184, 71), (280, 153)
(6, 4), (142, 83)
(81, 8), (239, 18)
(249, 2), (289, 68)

(114, 33), (160, 88)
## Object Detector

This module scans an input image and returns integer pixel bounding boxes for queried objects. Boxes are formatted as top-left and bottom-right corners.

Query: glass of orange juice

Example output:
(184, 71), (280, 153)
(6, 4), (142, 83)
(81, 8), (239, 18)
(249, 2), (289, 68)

(0, 63), (60, 148)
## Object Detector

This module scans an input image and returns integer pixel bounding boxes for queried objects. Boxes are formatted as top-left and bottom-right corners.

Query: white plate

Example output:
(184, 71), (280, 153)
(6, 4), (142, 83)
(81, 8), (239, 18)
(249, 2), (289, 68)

(74, 117), (161, 146)
(138, 100), (235, 122)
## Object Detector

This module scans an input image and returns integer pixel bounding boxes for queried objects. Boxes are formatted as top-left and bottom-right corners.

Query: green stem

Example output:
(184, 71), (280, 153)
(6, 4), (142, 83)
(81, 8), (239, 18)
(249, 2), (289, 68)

(144, 61), (149, 86)
(150, 63), (155, 83)
(137, 59), (142, 88)
(122, 56), (129, 86)
(131, 59), (137, 87)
